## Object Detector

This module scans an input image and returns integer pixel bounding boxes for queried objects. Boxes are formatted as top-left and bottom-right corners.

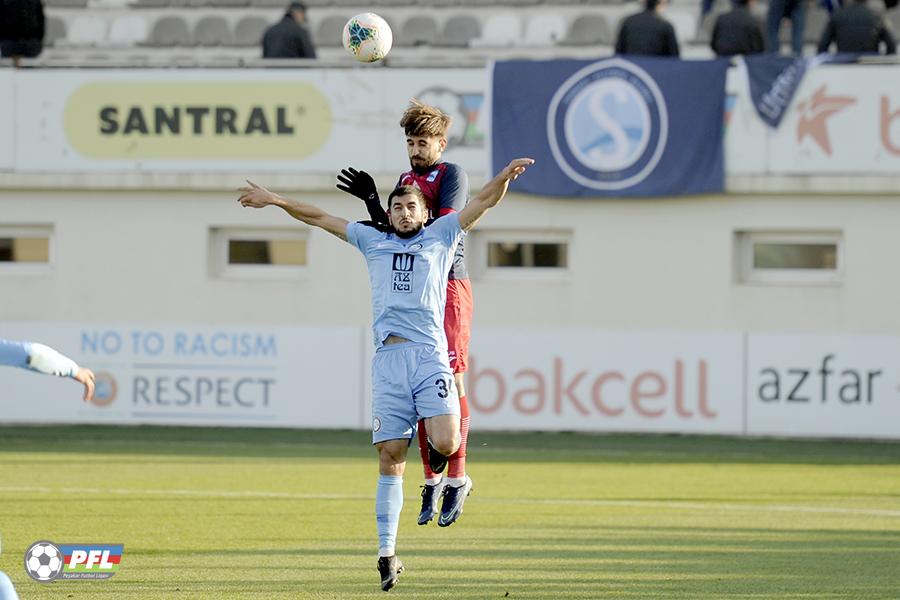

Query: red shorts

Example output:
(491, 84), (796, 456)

(444, 278), (473, 374)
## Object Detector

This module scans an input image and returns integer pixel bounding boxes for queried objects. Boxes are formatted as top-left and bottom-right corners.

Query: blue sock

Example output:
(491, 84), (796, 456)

(375, 474), (403, 557)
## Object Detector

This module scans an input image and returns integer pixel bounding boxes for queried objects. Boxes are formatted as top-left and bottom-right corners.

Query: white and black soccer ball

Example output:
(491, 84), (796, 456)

(24, 541), (63, 582)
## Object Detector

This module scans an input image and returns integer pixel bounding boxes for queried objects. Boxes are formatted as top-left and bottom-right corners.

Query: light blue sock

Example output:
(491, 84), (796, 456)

(375, 474), (403, 557)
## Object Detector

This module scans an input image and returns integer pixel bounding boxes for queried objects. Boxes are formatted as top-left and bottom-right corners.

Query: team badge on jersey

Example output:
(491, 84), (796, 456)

(391, 253), (415, 293)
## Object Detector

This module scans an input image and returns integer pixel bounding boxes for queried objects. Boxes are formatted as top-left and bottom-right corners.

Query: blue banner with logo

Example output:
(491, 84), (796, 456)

(744, 54), (855, 128)
(491, 57), (729, 198)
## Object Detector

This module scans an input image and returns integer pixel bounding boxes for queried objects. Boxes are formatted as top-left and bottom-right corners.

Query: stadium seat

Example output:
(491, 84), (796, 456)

(889, 9), (900, 31)
(436, 15), (481, 47)
(45, 0), (88, 7)
(804, 7), (830, 43)
(559, 14), (613, 46)
(250, 0), (287, 6)
(65, 16), (108, 47)
(694, 10), (724, 43)
(314, 15), (349, 47)
(129, 0), (170, 7)
(522, 13), (567, 47)
(231, 16), (269, 46)
(471, 14), (522, 48)
(108, 15), (149, 46)
(147, 15), (192, 46)
(397, 15), (440, 47)
(209, 0), (250, 6)
(89, 0), (131, 8)
(45, 16), (67, 47)
(194, 15), (233, 46)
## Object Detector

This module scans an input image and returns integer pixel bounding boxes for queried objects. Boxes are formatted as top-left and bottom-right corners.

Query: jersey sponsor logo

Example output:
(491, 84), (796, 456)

(426, 169), (439, 182)
(391, 253), (415, 293)
(547, 58), (668, 190)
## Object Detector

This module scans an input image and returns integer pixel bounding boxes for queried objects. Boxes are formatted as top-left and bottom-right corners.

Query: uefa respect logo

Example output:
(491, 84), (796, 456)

(24, 541), (123, 582)
(547, 58), (669, 191)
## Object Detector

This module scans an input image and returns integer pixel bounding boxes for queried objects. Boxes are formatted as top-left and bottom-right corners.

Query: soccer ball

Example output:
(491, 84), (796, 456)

(342, 13), (393, 63)
(25, 541), (64, 582)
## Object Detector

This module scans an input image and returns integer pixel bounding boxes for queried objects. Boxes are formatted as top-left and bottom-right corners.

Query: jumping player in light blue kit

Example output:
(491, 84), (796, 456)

(237, 157), (533, 592)
(0, 338), (95, 401)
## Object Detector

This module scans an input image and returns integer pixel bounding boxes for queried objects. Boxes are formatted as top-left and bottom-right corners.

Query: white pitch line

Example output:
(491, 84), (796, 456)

(2, 485), (899, 518)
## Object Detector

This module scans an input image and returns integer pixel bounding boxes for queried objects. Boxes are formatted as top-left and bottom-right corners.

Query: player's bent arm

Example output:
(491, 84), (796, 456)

(238, 180), (349, 241)
(458, 158), (534, 232)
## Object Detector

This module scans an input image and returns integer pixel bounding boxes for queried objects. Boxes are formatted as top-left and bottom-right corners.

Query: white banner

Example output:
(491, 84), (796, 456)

(0, 69), (13, 170)
(746, 333), (900, 439)
(466, 331), (745, 434)
(0, 322), (364, 428)
(766, 65), (900, 174)
(12, 69), (487, 174)
(6, 323), (900, 440)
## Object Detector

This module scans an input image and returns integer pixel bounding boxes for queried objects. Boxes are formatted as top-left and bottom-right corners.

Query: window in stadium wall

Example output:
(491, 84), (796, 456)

(736, 231), (842, 285)
(210, 228), (307, 279)
(474, 230), (571, 279)
(0, 227), (52, 273)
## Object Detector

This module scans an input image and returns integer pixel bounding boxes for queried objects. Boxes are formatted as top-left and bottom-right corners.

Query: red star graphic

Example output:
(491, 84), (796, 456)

(796, 85), (856, 156)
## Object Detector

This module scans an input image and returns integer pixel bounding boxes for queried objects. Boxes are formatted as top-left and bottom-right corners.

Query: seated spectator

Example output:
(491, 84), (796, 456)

(712, 0), (766, 56)
(0, 0), (44, 66)
(817, 0), (897, 53)
(615, 0), (680, 57)
(766, 0), (805, 56)
(262, 1), (316, 59)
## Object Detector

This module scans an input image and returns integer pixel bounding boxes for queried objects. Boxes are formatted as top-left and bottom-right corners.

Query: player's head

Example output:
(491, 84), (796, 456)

(286, 1), (307, 22)
(400, 99), (450, 173)
(388, 185), (428, 238)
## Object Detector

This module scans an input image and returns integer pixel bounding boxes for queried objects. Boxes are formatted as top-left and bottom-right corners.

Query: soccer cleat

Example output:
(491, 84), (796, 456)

(427, 440), (448, 474)
(438, 476), (473, 527)
(377, 555), (404, 592)
(417, 479), (446, 526)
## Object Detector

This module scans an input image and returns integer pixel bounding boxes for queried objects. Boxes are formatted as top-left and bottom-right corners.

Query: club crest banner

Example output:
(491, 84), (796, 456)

(491, 57), (729, 197)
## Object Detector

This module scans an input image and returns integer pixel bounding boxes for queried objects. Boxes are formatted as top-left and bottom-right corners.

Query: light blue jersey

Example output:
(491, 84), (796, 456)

(347, 213), (465, 350)
(0, 339), (31, 370)
(0, 338), (79, 377)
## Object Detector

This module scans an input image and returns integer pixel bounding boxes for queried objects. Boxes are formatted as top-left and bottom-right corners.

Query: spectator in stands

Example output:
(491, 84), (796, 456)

(711, 0), (766, 55)
(766, 0), (806, 56)
(817, 0), (897, 53)
(0, 0), (45, 66)
(262, 1), (316, 59)
(615, 0), (680, 56)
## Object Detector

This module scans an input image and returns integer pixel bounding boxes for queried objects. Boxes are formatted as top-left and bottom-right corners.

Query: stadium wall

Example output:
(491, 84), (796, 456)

(1, 64), (899, 438)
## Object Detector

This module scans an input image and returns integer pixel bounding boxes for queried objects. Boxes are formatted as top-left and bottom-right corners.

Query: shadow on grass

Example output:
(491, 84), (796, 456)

(0, 425), (899, 465)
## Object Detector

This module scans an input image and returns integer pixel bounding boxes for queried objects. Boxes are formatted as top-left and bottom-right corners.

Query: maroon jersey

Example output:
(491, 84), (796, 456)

(397, 162), (469, 280)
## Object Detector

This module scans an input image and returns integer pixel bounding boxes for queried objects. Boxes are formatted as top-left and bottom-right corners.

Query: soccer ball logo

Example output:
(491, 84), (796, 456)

(342, 12), (393, 63)
(24, 541), (64, 582)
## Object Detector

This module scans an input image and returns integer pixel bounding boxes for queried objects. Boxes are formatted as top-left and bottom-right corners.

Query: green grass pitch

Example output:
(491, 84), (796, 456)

(1, 426), (899, 599)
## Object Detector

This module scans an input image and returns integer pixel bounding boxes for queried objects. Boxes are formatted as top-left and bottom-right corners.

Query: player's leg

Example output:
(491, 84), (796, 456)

(440, 279), (474, 527)
(370, 347), (416, 591)
(375, 439), (407, 591)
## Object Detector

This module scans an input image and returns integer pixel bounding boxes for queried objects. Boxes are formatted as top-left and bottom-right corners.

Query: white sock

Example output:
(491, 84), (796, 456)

(446, 476), (467, 487)
(425, 476), (443, 487)
(379, 546), (395, 558)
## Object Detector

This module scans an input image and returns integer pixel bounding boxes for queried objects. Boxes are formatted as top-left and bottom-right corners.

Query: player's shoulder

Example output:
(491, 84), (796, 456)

(440, 161), (467, 177)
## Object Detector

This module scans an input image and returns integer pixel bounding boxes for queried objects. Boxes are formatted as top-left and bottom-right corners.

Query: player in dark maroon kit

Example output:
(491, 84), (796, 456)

(337, 99), (473, 527)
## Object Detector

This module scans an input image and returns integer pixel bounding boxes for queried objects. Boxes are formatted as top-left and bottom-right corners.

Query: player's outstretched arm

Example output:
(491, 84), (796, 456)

(458, 158), (534, 232)
(1, 339), (96, 402)
(238, 180), (350, 241)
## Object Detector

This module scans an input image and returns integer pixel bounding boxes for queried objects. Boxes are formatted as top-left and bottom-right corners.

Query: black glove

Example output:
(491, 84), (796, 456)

(336, 167), (389, 226)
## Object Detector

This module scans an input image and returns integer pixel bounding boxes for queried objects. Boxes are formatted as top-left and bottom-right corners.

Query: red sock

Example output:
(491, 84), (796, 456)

(417, 419), (438, 480)
(448, 395), (469, 479)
